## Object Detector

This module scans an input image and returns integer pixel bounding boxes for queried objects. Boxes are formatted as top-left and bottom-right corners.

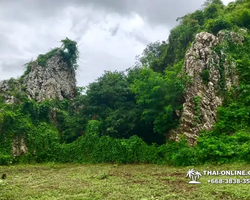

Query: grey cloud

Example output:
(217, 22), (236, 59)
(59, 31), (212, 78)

(0, 34), (22, 54)
(70, 0), (202, 27)
(0, 0), (205, 27)
(75, 50), (132, 86)
(75, 36), (83, 43)
(128, 32), (150, 45)
(131, 0), (201, 27)
(1, 58), (30, 72)
(69, 8), (109, 36)
(109, 24), (120, 36)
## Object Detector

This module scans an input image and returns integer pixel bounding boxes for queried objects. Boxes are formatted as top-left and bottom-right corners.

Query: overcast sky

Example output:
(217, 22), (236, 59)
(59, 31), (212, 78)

(0, 0), (233, 87)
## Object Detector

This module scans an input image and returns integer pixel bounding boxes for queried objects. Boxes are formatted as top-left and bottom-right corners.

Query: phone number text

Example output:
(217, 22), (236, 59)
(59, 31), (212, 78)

(207, 179), (250, 184)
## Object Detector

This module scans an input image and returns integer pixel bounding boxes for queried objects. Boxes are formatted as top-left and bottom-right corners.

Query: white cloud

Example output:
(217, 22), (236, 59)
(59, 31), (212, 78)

(222, 0), (235, 5)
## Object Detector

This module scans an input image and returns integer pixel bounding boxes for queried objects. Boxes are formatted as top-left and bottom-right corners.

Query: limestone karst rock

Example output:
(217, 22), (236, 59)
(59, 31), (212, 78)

(0, 54), (77, 157)
(0, 55), (77, 103)
(23, 55), (76, 102)
(169, 31), (242, 145)
(12, 135), (28, 157)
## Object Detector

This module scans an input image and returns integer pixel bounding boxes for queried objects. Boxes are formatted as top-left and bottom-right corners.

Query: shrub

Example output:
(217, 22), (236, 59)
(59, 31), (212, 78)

(204, 18), (234, 35)
(201, 69), (210, 85)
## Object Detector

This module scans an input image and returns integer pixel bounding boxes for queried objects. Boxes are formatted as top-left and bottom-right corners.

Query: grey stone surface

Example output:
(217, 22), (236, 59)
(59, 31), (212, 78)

(23, 55), (76, 102)
(12, 135), (28, 157)
(0, 55), (77, 103)
(169, 31), (240, 145)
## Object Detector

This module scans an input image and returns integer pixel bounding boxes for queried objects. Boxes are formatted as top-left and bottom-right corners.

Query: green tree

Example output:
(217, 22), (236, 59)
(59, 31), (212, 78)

(131, 61), (186, 137)
(136, 41), (168, 73)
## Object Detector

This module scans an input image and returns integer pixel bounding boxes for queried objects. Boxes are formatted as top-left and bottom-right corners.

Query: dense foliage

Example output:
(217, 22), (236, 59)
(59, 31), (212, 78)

(1, 0), (250, 166)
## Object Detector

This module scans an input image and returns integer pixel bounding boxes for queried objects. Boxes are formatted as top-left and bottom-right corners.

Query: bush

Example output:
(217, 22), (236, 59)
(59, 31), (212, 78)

(234, 9), (250, 29)
(204, 18), (234, 35)
(2, 116), (250, 166)
(201, 69), (210, 85)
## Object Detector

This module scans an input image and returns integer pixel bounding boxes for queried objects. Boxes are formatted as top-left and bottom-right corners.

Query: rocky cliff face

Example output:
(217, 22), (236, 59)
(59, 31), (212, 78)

(0, 54), (77, 157)
(169, 31), (243, 145)
(0, 55), (77, 103)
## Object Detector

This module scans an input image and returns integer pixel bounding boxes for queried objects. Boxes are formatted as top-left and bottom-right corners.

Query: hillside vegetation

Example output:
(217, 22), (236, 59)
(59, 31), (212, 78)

(1, 0), (250, 166)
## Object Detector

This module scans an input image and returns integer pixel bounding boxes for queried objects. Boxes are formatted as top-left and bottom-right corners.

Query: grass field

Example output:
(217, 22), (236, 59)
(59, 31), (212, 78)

(1, 163), (250, 200)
